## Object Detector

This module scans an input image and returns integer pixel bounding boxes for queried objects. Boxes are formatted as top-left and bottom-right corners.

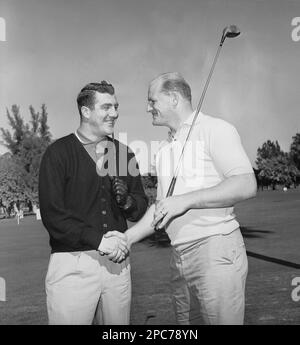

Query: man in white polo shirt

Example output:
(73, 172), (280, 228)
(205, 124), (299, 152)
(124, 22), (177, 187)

(107, 72), (257, 324)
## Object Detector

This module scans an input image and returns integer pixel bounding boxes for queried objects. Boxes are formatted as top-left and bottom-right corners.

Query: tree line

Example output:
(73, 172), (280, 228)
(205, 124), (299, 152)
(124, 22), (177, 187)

(0, 104), (299, 216)
(255, 137), (300, 190)
(0, 104), (51, 215)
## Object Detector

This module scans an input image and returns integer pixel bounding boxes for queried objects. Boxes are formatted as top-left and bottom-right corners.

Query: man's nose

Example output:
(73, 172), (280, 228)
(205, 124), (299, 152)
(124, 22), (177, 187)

(110, 108), (119, 119)
(147, 103), (152, 112)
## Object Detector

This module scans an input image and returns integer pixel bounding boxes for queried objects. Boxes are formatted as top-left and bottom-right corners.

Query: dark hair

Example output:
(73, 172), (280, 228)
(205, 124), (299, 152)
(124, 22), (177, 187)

(77, 81), (115, 117)
(153, 72), (192, 103)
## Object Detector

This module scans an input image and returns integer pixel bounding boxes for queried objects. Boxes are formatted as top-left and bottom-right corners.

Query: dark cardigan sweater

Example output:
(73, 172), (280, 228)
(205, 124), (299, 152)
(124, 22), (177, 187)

(39, 134), (148, 253)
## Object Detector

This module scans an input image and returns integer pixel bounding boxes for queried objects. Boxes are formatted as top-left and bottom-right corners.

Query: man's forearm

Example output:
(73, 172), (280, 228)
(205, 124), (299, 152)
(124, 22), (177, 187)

(185, 173), (257, 209)
(125, 204), (156, 247)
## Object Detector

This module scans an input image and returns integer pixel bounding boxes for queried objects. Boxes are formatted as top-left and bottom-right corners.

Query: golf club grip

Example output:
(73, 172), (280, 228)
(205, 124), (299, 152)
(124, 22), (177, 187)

(166, 176), (177, 197)
(154, 177), (177, 231)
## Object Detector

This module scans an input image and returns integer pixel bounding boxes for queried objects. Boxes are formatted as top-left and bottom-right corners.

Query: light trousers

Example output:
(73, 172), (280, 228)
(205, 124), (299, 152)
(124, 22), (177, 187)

(45, 250), (131, 325)
(170, 229), (248, 325)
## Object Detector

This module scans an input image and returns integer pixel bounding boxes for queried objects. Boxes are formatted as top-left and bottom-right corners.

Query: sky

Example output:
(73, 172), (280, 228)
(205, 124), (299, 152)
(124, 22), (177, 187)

(0, 0), (299, 173)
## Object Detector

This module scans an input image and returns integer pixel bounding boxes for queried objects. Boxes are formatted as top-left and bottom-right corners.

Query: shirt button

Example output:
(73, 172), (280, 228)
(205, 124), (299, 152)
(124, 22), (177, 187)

(101, 198), (106, 202)
(103, 224), (108, 228)
(102, 210), (107, 215)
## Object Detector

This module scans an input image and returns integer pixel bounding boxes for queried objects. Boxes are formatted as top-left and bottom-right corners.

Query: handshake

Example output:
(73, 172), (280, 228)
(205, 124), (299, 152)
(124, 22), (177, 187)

(98, 231), (130, 263)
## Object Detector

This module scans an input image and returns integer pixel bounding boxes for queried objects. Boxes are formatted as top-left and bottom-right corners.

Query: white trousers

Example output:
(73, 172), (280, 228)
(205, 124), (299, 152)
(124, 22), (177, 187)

(45, 250), (131, 325)
(170, 229), (248, 325)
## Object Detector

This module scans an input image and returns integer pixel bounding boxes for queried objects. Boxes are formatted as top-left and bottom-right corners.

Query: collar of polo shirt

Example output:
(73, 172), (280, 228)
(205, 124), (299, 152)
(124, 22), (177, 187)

(168, 111), (203, 142)
(182, 110), (204, 126)
(75, 130), (109, 146)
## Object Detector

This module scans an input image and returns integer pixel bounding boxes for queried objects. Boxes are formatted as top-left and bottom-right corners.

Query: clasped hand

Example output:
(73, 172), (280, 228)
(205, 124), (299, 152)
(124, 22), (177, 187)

(98, 231), (129, 263)
(151, 195), (189, 230)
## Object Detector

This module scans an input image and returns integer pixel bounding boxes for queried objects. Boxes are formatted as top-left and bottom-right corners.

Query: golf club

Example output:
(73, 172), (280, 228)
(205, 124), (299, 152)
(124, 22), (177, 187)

(155, 25), (241, 231)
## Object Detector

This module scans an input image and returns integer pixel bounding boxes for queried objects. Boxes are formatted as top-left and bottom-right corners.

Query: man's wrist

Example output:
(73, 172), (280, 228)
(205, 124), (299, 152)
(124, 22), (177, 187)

(181, 193), (193, 212)
(98, 238), (105, 254)
(125, 230), (134, 249)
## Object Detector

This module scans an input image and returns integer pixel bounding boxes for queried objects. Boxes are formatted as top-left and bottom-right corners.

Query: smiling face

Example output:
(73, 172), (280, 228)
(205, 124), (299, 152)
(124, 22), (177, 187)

(86, 91), (119, 138)
(147, 81), (174, 127)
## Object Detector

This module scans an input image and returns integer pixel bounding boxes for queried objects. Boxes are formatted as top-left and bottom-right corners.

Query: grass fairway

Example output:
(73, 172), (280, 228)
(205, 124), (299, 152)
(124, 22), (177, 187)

(0, 189), (299, 325)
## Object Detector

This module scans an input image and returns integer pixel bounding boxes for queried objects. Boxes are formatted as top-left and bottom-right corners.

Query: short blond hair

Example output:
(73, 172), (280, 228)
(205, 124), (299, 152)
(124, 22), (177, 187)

(151, 72), (192, 102)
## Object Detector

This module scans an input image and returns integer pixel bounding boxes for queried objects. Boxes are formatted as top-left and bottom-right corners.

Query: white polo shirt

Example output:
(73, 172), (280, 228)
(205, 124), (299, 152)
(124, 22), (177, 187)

(155, 112), (254, 246)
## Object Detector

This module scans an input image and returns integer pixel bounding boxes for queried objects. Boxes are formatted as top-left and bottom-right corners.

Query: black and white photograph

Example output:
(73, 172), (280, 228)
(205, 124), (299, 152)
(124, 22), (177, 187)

(0, 0), (299, 332)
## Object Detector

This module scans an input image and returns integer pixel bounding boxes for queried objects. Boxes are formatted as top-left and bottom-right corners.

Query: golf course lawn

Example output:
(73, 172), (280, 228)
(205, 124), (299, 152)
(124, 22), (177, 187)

(0, 189), (299, 324)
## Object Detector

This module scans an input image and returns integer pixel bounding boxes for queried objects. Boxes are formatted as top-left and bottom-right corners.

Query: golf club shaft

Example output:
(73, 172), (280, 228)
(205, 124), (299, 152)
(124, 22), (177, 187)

(155, 36), (225, 231)
(166, 42), (223, 198)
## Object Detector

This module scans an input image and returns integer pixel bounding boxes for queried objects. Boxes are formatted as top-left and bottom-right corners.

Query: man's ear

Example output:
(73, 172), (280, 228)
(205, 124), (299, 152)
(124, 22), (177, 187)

(81, 106), (90, 120)
(170, 92), (179, 108)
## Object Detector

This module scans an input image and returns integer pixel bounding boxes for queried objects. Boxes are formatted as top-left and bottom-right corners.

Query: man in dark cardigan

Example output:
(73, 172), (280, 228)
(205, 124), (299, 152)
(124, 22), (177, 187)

(39, 81), (148, 325)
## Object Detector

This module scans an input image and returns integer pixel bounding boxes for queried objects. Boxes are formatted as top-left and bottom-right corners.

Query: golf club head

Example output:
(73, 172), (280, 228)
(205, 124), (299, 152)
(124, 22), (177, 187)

(221, 25), (240, 45)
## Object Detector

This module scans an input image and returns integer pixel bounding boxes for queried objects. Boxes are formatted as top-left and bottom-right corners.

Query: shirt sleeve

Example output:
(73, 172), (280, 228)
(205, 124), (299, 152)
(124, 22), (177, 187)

(39, 146), (103, 250)
(209, 120), (254, 178)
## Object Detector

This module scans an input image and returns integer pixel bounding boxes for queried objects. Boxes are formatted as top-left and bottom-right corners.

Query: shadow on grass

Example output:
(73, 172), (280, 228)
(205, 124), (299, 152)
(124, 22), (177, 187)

(142, 228), (300, 269)
(246, 251), (300, 269)
(241, 226), (274, 239)
(144, 227), (275, 247)
(241, 227), (300, 268)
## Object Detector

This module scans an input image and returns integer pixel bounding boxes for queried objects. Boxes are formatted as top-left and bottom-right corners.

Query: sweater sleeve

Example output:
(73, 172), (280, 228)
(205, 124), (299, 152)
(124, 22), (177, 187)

(38, 146), (103, 250)
(122, 151), (148, 222)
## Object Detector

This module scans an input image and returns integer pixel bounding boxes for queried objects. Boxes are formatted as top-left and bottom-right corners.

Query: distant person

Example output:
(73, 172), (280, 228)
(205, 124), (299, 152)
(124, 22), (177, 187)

(107, 72), (257, 324)
(13, 202), (20, 221)
(39, 81), (148, 325)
